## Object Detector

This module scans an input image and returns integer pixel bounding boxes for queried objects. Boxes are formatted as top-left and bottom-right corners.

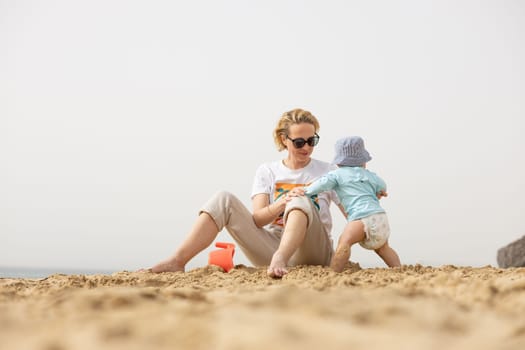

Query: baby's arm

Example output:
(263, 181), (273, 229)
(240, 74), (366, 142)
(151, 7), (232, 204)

(372, 173), (388, 199)
(304, 173), (338, 196)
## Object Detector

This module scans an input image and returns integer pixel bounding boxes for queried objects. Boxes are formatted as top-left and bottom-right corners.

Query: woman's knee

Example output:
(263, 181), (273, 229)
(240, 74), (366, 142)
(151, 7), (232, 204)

(209, 190), (240, 207)
(284, 208), (309, 229)
(213, 190), (235, 200)
(201, 191), (241, 229)
(283, 196), (313, 227)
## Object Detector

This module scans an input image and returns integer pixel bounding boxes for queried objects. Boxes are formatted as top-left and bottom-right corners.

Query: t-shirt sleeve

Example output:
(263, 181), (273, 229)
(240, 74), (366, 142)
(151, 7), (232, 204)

(251, 164), (273, 198)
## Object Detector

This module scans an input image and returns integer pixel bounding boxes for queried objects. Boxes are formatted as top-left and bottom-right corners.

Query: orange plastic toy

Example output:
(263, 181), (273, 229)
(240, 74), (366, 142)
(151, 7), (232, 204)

(208, 242), (236, 272)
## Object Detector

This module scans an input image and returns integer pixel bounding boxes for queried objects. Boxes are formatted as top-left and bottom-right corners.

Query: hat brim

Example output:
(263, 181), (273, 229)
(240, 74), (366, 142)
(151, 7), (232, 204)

(332, 152), (372, 166)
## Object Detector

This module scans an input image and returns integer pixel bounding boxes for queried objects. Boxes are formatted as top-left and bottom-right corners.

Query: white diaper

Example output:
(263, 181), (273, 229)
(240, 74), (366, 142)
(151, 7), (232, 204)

(359, 212), (390, 250)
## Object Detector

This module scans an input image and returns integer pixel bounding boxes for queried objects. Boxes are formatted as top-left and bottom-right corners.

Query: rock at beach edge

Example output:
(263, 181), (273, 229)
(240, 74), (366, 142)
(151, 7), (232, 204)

(497, 235), (525, 268)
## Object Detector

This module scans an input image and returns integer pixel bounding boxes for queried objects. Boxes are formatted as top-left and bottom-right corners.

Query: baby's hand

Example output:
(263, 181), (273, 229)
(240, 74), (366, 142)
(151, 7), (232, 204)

(286, 187), (306, 201)
(377, 190), (388, 199)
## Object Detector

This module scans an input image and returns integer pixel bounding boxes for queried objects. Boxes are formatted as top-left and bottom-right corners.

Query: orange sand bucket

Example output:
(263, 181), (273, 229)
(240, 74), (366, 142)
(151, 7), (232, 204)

(208, 242), (236, 272)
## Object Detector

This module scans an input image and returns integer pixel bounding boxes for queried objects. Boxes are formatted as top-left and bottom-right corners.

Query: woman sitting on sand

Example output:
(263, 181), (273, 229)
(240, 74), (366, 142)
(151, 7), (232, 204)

(146, 108), (343, 278)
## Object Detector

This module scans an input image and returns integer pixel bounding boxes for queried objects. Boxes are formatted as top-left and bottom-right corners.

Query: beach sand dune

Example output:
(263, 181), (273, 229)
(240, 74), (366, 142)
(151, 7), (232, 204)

(1, 264), (524, 350)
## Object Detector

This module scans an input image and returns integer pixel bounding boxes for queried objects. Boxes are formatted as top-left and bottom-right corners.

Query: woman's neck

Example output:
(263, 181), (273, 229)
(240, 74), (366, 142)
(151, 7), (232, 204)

(283, 157), (311, 170)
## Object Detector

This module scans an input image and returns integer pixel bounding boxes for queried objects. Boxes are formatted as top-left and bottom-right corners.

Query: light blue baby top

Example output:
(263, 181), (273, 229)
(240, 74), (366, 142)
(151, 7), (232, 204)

(305, 166), (386, 221)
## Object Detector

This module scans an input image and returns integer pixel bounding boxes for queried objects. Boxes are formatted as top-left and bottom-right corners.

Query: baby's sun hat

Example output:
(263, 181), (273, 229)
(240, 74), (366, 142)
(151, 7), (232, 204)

(333, 136), (372, 166)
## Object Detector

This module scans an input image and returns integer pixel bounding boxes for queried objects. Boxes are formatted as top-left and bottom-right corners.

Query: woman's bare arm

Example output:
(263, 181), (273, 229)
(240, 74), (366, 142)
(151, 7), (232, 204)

(252, 193), (287, 228)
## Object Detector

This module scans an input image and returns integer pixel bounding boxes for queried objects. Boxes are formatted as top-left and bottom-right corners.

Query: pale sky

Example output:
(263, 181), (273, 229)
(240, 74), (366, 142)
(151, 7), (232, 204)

(1, 0), (524, 272)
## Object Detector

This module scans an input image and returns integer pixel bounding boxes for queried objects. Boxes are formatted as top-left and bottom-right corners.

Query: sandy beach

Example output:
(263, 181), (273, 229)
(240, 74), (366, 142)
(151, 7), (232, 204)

(1, 264), (524, 350)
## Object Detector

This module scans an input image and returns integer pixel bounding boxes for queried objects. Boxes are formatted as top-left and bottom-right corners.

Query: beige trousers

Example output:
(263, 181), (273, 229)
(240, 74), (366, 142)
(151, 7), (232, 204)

(200, 191), (334, 267)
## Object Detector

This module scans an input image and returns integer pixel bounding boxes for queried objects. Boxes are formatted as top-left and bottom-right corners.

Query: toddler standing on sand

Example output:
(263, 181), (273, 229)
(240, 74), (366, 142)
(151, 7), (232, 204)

(303, 136), (401, 272)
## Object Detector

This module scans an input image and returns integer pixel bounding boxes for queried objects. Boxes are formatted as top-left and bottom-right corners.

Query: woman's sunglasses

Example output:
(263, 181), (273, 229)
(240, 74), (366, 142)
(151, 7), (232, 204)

(286, 133), (320, 149)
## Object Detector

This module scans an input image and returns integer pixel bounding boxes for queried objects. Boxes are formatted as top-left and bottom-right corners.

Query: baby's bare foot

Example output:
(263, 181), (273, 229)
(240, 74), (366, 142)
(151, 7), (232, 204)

(267, 253), (288, 278)
(330, 246), (350, 273)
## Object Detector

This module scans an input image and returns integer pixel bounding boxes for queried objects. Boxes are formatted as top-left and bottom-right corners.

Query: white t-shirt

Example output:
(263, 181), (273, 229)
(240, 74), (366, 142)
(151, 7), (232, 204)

(251, 158), (340, 238)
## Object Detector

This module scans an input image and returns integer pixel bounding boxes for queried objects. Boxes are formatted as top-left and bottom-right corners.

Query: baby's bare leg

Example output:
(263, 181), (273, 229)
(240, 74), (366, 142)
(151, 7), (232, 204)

(331, 245), (351, 273)
(374, 241), (401, 267)
(330, 220), (365, 272)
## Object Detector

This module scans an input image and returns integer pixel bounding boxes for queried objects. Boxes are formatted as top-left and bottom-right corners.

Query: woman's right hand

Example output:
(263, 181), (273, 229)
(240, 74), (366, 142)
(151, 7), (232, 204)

(252, 193), (285, 228)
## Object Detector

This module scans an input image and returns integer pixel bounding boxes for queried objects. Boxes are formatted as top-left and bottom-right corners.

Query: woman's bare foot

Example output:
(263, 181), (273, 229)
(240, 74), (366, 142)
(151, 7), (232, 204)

(142, 258), (185, 273)
(136, 268), (153, 273)
(330, 245), (350, 272)
(267, 252), (288, 278)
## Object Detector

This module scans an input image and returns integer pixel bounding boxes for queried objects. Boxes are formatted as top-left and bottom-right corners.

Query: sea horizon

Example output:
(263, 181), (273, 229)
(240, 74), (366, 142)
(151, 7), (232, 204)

(0, 266), (117, 279)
